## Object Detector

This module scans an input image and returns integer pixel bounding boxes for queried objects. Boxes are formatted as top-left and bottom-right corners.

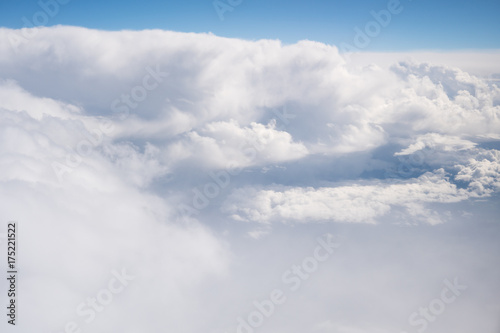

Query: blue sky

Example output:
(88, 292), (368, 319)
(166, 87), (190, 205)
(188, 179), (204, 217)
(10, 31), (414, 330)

(1, 0), (499, 50)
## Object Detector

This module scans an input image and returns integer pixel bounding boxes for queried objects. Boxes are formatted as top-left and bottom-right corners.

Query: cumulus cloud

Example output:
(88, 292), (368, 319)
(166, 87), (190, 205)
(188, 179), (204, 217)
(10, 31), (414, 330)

(223, 169), (469, 225)
(1, 25), (499, 231)
(0, 96), (229, 333)
(455, 150), (500, 196)
(394, 133), (477, 156)
(164, 119), (308, 170)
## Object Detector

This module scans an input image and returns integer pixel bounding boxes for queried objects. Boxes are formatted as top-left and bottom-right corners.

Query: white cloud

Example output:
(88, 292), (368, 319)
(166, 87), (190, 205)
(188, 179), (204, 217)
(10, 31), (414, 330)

(0, 104), (230, 332)
(395, 133), (477, 156)
(223, 169), (468, 225)
(0, 79), (81, 120)
(164, 119), (308, 170)
(455, 150), (500, 196)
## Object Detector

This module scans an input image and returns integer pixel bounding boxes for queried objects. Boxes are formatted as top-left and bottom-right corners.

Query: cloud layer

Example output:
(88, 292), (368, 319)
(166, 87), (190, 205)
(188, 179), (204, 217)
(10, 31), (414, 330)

(0, 26), (499, 333)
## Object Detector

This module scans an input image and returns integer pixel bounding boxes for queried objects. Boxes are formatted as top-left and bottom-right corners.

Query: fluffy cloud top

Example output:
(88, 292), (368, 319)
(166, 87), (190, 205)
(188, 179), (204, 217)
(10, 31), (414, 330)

(223, 170), (468, 225)
(1, 26), (499, 226)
